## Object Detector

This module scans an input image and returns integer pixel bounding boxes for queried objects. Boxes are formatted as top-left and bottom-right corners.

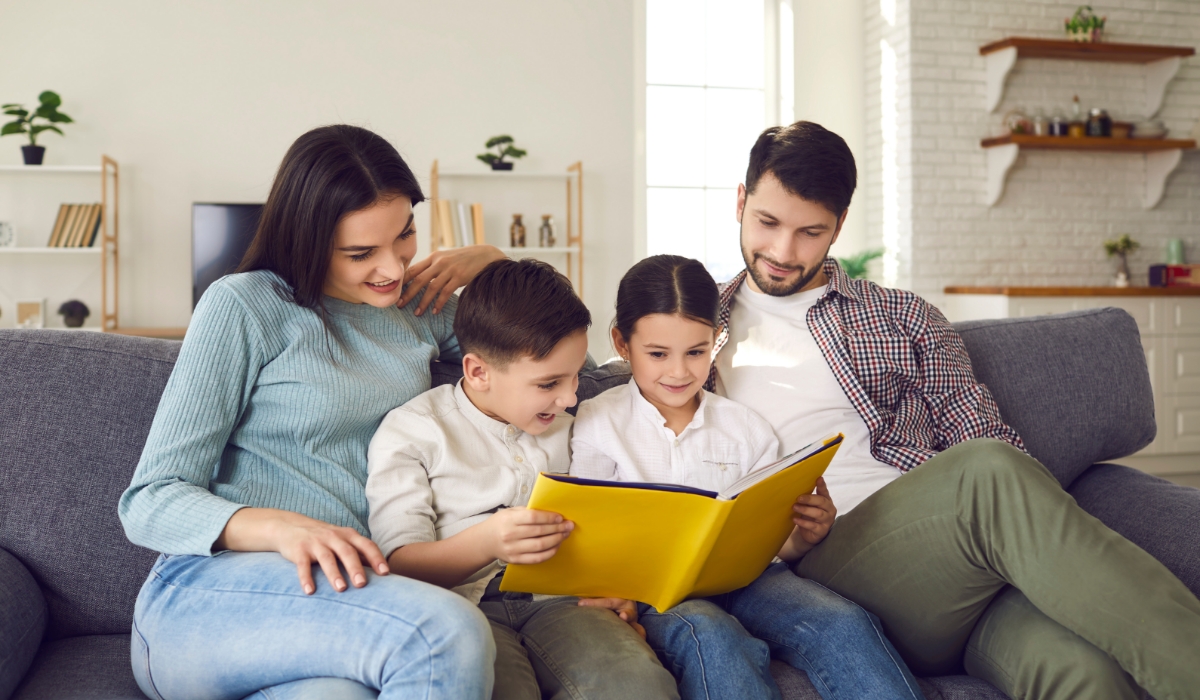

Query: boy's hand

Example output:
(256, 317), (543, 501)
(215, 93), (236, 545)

(483, 507), (573, 564)
(778, 478), (837, 562)
(578, 598), (646, 639)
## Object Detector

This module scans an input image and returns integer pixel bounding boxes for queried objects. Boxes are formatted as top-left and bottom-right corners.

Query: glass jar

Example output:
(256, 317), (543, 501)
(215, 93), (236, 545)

(509, 214), (526, 247)
(1087, 108), (1112, 137)
(1032, 109), (1048, 136)
(538, 215), (556, 248)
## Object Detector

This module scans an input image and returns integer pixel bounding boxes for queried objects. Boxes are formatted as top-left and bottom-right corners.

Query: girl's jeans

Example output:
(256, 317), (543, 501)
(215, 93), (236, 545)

(640, 562), (924, 700)
(130, 551), (494, 700)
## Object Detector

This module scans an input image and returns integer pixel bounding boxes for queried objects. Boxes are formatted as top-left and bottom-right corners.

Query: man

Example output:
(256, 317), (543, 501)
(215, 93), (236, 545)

(709, 121), (1200, 700)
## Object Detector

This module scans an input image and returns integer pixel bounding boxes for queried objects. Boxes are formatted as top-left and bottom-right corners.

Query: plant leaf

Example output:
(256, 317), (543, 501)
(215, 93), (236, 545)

(477, 153), (498, 164)
(47, 111), (73, 123)
(1, 121), (28, 135)
(503, 146), (527, 159)
(38, 91), (62, 108)
(485, 135), (514, 148)
(3, 108), (29, 119)
(29, 125), (63, 137)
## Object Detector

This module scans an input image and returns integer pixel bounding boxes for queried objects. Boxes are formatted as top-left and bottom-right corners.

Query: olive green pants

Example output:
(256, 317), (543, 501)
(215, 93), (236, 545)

(795, 439), (1200, 700)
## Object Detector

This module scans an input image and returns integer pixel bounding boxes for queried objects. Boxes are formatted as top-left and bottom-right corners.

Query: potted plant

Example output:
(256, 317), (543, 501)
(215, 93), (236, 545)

(1065, 6), (1105, 43)
(476, 135), (527, 171)
(2, 91), (74, 165)
(837, 248), (884, 280)
(1104, 234), (1139, 288)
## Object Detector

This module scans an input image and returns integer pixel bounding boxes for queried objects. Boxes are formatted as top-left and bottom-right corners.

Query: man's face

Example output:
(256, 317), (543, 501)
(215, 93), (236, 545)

(737, 172), (845, 296)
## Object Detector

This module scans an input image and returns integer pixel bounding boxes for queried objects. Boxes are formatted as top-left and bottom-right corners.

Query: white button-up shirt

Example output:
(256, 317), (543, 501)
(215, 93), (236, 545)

(366, 381), (571, 603)
(569, 379), (780, 493)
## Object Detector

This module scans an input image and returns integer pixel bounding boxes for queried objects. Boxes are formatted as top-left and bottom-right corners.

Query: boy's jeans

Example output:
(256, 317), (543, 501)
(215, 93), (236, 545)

(477, 576), (679, 700)
(640, 562), (924, 700)
(130, 551), (494, 700)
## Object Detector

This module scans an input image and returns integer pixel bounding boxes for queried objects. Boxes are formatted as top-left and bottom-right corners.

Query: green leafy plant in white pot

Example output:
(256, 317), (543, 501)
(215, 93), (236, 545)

(2, 91), (74, 165)
(1065, 6), (1105, 43)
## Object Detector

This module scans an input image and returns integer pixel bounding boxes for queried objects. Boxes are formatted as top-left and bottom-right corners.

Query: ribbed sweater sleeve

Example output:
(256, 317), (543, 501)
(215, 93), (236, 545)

(118, 282), (266, 555)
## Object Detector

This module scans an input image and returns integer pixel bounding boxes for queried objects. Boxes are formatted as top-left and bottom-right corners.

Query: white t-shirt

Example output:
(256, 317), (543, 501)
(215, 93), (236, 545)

(570, 378), (780, 494)
(715, 281), (900, 513)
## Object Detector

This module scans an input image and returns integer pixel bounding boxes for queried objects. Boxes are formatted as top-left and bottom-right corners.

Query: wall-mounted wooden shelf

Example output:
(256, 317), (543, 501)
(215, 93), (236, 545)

(982, 134), (1194, 209)
(945, 285), (1200, 297)
(980, 37), (1195, 114)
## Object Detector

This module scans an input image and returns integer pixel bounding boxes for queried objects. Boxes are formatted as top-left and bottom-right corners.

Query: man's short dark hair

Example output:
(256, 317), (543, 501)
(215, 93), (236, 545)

(745, 121), (857, 216)
(454, 258), (591, 367)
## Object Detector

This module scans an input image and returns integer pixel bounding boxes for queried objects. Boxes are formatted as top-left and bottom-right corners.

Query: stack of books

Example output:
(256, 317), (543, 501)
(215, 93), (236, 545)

(47, 203), (103, 247)
(432, 200), (484, 249)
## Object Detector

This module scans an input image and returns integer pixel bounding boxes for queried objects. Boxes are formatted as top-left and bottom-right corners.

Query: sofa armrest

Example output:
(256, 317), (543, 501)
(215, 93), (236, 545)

(0, 547), (46, 700)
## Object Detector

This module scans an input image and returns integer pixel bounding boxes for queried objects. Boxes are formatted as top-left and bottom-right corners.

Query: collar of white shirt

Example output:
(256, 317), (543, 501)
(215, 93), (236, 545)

(453, 380), (524, 441)
(625, 377), (710, 440)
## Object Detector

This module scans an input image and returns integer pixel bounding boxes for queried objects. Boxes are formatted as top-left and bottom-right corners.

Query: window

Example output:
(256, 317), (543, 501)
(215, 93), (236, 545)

(644, 0), (793, 282)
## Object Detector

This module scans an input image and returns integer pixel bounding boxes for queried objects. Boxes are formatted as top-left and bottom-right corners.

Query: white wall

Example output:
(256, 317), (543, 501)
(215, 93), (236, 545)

(0, 0), (635, 352)
(863, 0), (1200, 306)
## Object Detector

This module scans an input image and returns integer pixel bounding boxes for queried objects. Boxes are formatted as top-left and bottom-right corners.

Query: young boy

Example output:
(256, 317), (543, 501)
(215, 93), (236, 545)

(366, 259), (678, 700)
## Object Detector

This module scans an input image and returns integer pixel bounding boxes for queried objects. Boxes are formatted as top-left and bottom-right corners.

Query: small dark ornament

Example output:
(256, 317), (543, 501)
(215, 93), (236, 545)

(58, 299), (89, 328)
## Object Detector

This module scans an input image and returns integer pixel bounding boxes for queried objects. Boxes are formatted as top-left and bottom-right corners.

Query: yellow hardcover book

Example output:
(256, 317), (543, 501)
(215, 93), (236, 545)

(471, 203), (485, 245)
(47, 204), (70, 247)
(500, 434), (844, 612)
(57, 205), (82, 247)
(73, 204), (100, 247)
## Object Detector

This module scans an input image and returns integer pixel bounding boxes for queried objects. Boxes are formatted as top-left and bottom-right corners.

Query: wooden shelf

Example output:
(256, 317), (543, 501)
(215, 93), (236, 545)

(979, 38), (1195, 63)
(437, 170), (576, 180)
(0, 247), (102, 253)
(983, 135), (1194, 209)
(981, 134), (1196, 152)
(980, 37), (1193, 114)
(498, 246), (581, 255)
(0, 164), (103, 173)
(946, 286), (1200, 297)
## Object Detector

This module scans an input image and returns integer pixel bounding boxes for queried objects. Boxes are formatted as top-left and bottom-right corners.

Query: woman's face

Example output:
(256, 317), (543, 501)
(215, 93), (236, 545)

(323, 195), (417, 307)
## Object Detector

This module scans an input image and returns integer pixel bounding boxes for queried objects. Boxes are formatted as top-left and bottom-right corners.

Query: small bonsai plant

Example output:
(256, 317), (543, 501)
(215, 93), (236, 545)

(1065, 6), (1105, 43)
(2, 91), (74, 165)
(477, 135), (527, 171)
(1104, 234), (1139, 287)
(837, 248), (884, 280)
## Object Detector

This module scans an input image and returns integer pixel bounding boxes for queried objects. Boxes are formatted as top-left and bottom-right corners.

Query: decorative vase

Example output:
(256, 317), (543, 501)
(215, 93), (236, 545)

(538, 215), (556, 248)
(1115, 254), (1131, 287)
(57, 299), (90, 328)
(491, 161), (514, 171)
(510, 214), (526, 247)
(21, 145), (45, 165)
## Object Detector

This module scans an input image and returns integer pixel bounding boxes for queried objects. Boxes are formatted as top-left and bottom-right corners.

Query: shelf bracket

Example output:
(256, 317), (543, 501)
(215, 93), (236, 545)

(986, 143), (1019, 206)
(985, 47), (1017, 113)
(1144, 148), (1183, 209)
(1144, 57), (1182, 119)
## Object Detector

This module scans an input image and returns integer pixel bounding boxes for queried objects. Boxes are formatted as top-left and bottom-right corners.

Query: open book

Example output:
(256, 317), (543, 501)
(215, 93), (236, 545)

(499, 433), (844, 611)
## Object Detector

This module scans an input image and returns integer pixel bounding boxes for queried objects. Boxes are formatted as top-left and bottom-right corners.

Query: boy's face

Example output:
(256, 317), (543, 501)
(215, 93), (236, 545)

(463, 330), (588, 435)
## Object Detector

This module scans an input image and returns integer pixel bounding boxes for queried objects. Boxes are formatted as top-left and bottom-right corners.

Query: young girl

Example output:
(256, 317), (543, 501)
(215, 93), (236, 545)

(570, 254), (924, 700)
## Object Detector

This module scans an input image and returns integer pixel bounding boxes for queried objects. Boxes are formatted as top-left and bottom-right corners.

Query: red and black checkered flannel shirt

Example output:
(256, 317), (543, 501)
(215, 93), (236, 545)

(705, 258), (1024, 473)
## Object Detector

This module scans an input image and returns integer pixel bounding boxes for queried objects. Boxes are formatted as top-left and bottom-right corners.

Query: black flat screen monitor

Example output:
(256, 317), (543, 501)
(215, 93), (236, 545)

(192, 203), (263, 308)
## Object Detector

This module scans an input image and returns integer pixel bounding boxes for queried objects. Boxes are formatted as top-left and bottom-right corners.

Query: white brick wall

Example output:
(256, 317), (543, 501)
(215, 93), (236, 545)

(862, 0), (1200, 307)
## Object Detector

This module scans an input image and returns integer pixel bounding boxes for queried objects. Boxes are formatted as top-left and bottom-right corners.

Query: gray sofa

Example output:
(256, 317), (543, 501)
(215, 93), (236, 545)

(1, 307), (1196, 700)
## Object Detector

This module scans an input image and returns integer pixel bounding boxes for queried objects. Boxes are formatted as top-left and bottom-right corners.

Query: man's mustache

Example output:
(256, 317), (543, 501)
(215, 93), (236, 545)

(752, 253), (804, 275)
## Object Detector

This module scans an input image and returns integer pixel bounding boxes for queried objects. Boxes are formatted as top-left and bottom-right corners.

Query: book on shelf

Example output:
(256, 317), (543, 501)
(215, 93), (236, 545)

(456, 202), (471, 248)
(47, 204), (70, 247)
(47, 203), (102, 247)
(471, 203), (485, 245)
(436, 199), (456, 249)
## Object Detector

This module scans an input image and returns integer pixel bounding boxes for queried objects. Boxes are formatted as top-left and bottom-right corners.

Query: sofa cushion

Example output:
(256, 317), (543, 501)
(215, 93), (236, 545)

(0, 331), (172, 640)
(952, 309), (1155, 489)
(1069, 463), (1200, 598)
(0, 548), (46, 700)
(12, 634), (145, 700)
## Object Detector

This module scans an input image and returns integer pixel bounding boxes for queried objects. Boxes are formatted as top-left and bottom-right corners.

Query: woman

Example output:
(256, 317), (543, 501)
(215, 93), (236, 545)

(119, 124), (506, 700)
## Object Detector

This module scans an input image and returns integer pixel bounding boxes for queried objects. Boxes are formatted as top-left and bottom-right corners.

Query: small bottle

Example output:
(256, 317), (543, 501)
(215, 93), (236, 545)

(1087, 108), (1112, 137)
(509, 214), (526, 248)
(538, 215), (556, 248)
(1049, 109), (1068, 136)
(1032, 108), (1048, 136)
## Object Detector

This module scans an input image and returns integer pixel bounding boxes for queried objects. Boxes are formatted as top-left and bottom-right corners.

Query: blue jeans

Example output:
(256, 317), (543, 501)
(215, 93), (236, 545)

(640, 562), (924, 700)
(130, 552), (495, 700)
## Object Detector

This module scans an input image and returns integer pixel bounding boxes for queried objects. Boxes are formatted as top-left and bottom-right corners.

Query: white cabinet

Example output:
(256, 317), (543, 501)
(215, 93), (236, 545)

(944, 292), (1200, 475)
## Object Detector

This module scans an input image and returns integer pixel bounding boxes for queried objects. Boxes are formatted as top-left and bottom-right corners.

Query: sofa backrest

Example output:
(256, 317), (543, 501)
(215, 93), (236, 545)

(0, 330), (175, 640)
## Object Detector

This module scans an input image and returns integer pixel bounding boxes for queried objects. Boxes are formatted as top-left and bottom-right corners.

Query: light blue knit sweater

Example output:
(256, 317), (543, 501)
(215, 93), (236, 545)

(118, 270), (460, 556)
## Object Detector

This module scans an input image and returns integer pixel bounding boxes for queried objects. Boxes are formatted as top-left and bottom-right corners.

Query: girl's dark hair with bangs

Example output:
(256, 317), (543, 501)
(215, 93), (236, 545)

(613, 255), (719, 341)
(238, 124), (424, 318)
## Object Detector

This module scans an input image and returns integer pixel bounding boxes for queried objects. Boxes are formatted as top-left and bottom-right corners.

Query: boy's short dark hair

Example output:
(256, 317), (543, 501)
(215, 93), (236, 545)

(745, 121), (857, 217)
(454, 258), (591, 367)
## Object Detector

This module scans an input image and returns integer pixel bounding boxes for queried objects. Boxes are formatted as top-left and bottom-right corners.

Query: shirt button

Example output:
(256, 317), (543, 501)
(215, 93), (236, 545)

(514, 456), (524, 463)
(521, 485), (528, 494)
(506, 426), (515, 435)
(719, 463), (727, 471)
(673, 439), (680, 447)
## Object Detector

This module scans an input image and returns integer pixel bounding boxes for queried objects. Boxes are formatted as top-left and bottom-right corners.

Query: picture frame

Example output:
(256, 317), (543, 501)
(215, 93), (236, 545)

(16, 299), (45, 329)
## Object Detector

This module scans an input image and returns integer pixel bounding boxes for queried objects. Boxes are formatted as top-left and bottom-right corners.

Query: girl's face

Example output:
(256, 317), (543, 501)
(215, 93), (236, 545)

(323, 195), (417, 307)
(613, 313), (715, 413)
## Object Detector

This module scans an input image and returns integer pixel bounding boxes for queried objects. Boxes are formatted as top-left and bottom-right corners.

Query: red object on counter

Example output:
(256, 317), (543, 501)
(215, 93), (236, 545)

(1149, 264), (1200, 287)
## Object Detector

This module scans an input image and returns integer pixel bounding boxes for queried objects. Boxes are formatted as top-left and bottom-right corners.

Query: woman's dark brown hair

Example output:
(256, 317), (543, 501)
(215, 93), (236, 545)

(238, 124), (424, 318)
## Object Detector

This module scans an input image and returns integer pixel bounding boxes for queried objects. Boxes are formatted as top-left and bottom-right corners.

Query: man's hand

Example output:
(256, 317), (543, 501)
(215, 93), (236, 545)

(777, 477), (837, 563)
(481, 507), (573, 564)
(398, 245), (505, 316)
(578, 597), (646, 639)
(216, 507), (390, 595)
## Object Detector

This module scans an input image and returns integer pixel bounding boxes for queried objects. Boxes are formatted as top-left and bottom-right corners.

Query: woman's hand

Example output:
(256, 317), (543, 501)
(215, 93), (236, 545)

(398, 245), (505, 316)
(777, 478), (837, 563)
(215, 507), (389, 595)
(577, 598), (646, 639)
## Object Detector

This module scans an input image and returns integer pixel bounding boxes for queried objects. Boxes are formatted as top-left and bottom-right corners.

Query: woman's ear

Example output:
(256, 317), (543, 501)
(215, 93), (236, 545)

(611, 327), (630, 362)
(462, 353), (491, 391)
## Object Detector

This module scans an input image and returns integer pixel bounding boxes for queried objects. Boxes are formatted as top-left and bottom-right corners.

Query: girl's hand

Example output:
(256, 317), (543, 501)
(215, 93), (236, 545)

(216, 507), (390, 595)
(578, 597), (646, 639)
(482, 507), (574, 564)
(777, 478), (837, 562)
(398, 245), (505, 316)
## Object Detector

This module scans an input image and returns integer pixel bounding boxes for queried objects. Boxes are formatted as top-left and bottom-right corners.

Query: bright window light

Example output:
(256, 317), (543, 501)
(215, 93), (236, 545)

(645, 0), (791, 282)
(880, 38), (899, 287)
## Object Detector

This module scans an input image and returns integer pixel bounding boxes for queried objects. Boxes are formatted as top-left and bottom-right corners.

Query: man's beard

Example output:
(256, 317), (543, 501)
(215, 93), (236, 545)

(740, 228), (826, 296)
